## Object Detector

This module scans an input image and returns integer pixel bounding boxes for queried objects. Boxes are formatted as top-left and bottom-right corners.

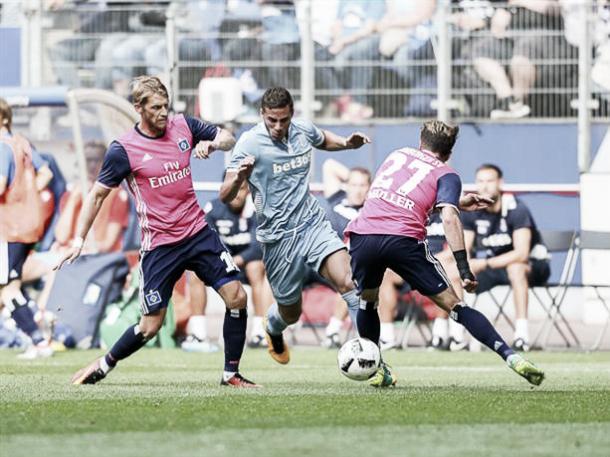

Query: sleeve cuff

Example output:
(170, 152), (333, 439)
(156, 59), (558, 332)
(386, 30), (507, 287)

(436, 202), (460, 213)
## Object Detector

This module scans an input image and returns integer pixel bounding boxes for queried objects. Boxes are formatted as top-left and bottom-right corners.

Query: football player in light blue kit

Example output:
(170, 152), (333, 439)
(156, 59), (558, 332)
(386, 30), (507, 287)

(220, 87), (370, 365)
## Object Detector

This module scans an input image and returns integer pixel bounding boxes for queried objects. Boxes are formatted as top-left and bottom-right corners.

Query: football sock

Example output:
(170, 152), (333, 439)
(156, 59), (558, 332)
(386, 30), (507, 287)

(265, 302), (288, 335)
(9, 297), (44, 345)
(341, 289), (360, 331)
(431, 317), (448, 341)
(251, 315), (264, 338)
(451, 304), (514, 360)
(106, 324), (147, 367)
(326, 316), (343, 336)
(449, 317), (465, 341)
(186, 315), (208, 341)
(223, 308), (247, 373)
(515, 319), (529, 342)
(357, 301), (380, 346)
(380, 322), (395, 344)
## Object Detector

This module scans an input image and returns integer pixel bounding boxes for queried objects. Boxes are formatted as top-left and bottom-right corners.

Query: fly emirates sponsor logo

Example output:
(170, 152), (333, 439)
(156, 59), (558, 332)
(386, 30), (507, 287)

(149, 161), (191, 189)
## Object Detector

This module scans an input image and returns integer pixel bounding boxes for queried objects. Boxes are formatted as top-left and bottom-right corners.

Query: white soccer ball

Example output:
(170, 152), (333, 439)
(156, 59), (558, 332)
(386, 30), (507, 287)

(337, 337), (381, 381)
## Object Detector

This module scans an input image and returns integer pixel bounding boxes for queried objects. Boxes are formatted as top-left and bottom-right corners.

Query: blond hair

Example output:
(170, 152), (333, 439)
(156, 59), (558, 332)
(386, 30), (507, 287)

(0, 97), (12, 132)
(420, 120), (459, 159)
(130, 76), (169, 107)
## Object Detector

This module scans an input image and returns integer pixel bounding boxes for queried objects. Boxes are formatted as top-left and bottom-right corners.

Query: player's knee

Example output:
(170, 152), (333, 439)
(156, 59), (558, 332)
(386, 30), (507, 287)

(225, 285), (247, 310)
(139, 321), (162, 340)
(245, 261), (265, 283)
(278, 302), (301, 325)
(335, 275), (355, 295)
(506, 262), (528, 283)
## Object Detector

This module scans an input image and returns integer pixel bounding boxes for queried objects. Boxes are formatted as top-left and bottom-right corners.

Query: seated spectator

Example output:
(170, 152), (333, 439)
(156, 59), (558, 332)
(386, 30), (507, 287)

(94, 4), (168, 97)
(468, 0), (567, 119)
(329, 0), (386, 121)
(0, 97), (54, 359)
(145, 0), (226, 90)
(451, 164), (550, 352)
(376, 0), (436, 115)
(184, 179), (273, 350)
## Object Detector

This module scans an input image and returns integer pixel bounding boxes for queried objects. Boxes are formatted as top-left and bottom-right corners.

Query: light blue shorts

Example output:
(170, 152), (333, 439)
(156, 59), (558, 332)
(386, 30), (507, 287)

(262, 218), (346, 305)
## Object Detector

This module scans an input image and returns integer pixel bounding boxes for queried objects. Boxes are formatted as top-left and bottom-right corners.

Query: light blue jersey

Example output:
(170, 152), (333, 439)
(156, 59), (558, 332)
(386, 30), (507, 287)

(228, 118), (327, 243)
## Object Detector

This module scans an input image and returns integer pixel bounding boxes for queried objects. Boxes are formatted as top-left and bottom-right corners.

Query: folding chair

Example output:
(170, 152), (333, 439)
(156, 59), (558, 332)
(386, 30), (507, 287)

(469, 238), (515, 331)
(572, 230), (610, 351)
(531, 230), (580, 349)
(399, 292), (433, 349)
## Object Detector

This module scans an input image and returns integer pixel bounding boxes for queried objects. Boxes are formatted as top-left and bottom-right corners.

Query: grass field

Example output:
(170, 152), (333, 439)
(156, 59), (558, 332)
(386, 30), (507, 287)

(1, 348), (609, 457)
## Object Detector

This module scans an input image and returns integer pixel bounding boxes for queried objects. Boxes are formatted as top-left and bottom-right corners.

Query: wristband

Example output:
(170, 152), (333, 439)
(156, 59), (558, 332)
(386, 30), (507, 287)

(453, 249), (475, 281)
(72, 236), (84, 249)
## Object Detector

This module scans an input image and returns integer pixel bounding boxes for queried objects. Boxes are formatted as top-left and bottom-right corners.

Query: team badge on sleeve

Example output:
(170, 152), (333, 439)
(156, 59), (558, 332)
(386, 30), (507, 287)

(145, 289), (162, 308)
(177, 138), (191, 153)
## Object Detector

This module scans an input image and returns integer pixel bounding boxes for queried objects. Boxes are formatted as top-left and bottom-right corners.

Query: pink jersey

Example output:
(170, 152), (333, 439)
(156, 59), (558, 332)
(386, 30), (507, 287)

(345, 147), (460, 240)
(114, 114), (206, 250)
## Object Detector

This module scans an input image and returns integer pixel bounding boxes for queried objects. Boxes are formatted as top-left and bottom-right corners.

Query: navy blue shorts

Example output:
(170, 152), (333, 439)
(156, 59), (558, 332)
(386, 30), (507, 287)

(0, 241), (34, 286)
(349, 233), (450, 297)
(139, 225), (239, 315)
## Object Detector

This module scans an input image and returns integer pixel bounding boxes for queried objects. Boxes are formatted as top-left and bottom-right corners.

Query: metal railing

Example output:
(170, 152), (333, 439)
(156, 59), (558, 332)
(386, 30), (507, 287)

(2, 0), (608, 127)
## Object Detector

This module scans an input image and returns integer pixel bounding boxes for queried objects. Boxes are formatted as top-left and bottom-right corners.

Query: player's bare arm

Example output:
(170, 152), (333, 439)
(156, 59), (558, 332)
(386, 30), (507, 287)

(459, 192), (494, 211)
(219, 156), (255, 203)
(487, 227), (531, 269)
(440, 205), (478, 293)
(53, 182), (112, 270)
(192, 128), (236, 159)
(319, 129), (371, 151)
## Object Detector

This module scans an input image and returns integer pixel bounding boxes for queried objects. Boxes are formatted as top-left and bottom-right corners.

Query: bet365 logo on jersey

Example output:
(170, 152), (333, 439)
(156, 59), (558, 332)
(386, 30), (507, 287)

(177, 138), (190, 153)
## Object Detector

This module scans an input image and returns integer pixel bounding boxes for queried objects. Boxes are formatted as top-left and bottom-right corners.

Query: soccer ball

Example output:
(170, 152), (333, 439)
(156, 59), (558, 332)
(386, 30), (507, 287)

(337, 337), (381, 381)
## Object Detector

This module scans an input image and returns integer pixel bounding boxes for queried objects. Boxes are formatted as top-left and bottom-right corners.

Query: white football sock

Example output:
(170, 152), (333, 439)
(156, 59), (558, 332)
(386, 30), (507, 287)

(515, 319), (529, 341)
(432, 318), (448, 340)
(187, 315), (208, 341)
(380, 322), (396, 343)
(325, 316), (342, 336)
(449, 318), (465, 341)
(223, 371), (236, 382)
(251, 316), (264, 337)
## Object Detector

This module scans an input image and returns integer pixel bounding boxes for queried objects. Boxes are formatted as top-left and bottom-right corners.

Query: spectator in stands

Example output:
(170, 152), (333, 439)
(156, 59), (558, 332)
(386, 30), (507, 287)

(259, 0), (301, 90)
(47, 0), (132, 88)
(95, 3), (169, 97)
(0, 97), (54, 359)
(468, 0), (566, 119)
(296, 0), (342, 116)
(376, 0), (437, 115)
(183, 179), (273, 350)
(329, 0), (386, 121)
(54, 141), (130, 254)
(144, 0), (226, 89)
(458, 164), (550, 351)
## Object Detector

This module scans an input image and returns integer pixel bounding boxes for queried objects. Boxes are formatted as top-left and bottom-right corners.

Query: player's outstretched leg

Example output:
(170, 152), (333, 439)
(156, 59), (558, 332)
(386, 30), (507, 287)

(71, 322), (150, 385)
(263, 302), (291, 364)
(448, 302), (545, 386)
(357, 298), (396, 388)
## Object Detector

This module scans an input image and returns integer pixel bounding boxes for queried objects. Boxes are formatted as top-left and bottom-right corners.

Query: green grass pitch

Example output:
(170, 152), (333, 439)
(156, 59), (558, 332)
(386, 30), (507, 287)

(1, 348), (609, 457)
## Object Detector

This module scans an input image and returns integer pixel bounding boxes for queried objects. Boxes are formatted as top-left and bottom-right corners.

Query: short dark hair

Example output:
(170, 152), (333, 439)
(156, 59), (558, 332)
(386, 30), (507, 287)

(419, 120), (459, 159)
(261, 87), (294, 112)
(476, 163), (503, 179)
(0, 97), (13, 132)
(349, 167), (372, 184)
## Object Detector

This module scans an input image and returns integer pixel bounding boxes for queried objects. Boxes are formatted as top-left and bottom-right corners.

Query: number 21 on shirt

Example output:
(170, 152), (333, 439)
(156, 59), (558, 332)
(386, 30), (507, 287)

(372, 151), (434, 196)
